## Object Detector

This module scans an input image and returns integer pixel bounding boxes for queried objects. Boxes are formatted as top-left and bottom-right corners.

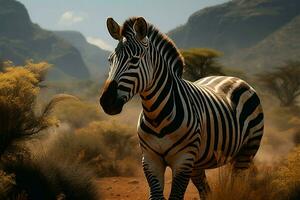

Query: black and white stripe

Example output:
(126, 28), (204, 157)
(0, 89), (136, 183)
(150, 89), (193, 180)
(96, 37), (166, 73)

(102, 17), (264, 200)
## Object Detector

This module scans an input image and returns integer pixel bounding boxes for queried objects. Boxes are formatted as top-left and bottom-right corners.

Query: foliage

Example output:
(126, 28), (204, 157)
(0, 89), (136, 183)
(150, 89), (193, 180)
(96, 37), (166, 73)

(0, 61), (77, 156)
(207, 146), (300, 200)
(2, 154), (99, 200)
(273, 146), (300, 199)
(257, 60), (300, 106)
(181, 48), (224, 81)
(0, 60), (100, 200)
(0, 61), (49, 155)
(42, 120), (140, 177)
(0, 170), (15, 200)
(53, 100), (102, 129)
(208, 165), (276, 200)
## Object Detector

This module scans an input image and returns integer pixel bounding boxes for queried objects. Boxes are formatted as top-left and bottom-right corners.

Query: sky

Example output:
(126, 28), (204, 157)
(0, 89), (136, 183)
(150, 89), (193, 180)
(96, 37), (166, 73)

(18, 0), (229, 51)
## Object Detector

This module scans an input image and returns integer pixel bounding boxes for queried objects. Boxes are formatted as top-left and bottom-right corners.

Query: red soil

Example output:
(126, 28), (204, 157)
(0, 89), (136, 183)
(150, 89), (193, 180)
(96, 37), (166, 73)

(97, 175), (200, 200)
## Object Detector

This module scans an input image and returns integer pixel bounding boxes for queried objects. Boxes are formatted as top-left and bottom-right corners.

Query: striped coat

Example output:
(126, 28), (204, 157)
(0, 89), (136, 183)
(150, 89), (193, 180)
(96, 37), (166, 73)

(100, 17), (264, 200)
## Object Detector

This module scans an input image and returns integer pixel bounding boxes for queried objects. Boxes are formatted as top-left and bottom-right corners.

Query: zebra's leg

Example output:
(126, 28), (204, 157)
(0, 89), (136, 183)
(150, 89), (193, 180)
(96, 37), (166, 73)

(191, 167), (210, 200)
(168, 153), (196, 200)
(143, 152), (166, 200)
(232, 131), (263, 173)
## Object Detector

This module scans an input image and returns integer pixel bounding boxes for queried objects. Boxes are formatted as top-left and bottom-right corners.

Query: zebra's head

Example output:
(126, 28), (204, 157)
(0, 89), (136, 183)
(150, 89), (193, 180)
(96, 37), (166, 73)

(100, 17), (153, 115)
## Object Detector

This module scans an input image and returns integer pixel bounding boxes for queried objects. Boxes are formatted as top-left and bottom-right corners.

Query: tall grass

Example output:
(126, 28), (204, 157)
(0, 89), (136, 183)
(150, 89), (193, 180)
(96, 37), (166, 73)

(39, 120), (140, 177)
(207, 146), (300, 200)
(207, 165), (275, 200)
(3, 154), (99, 200)
(272, 146), (300, 199)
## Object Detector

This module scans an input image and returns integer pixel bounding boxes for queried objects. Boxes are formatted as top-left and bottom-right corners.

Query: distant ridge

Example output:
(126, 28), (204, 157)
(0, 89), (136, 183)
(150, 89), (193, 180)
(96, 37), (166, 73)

(168, 0), (300, 71)
(0, 0), (90, 80)
(54, 31), (110, 80)
(227, 14), (300, 71)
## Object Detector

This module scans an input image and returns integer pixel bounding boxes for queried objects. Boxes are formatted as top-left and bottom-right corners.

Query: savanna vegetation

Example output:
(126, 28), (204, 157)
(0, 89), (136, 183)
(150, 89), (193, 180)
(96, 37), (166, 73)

(181, 48), (224, 81)
(0, 56), (299, 200)
(206, 146), (300, 200)
(257, 61), (300, 107)
(0, 60), (142, 200)
(181, 48), (246, 81)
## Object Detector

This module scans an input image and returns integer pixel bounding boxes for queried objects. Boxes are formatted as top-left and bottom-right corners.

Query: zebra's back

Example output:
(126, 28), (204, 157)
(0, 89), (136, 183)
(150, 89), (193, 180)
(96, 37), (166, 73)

(192, 76), (264, 168)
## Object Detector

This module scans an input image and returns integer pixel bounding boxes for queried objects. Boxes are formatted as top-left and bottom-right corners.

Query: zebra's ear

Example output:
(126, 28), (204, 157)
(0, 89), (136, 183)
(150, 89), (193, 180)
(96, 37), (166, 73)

(133, 17), (148, 41)
(107, 17), (122, 41)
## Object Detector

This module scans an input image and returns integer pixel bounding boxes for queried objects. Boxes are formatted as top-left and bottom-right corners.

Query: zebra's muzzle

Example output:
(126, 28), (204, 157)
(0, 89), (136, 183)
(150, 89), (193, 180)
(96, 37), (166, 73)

(100, 80), (125, 115)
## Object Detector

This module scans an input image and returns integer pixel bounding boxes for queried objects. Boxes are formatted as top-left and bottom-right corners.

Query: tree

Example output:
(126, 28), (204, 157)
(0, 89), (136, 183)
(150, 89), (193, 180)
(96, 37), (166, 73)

(180, 48), (224, 81)
(257, 61), (300, 107)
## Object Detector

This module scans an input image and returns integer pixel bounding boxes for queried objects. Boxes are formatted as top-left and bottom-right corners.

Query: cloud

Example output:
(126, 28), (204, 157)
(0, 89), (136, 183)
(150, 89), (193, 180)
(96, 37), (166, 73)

(58, 11), (84, 26)
(87, 37), (113, 51)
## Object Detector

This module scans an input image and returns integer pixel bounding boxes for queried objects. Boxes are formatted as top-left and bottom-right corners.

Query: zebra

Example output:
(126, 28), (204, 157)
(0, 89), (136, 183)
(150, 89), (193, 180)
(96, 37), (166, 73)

(100, 17), (264, 200)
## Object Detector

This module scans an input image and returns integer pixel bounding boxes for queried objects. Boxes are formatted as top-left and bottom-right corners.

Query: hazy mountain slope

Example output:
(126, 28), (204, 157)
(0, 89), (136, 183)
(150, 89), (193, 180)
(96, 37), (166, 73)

(168, 0), (300, 56)
(54, 31), (110, 80)
(0, 0), (90, 80)
(227, 14), (300, 71)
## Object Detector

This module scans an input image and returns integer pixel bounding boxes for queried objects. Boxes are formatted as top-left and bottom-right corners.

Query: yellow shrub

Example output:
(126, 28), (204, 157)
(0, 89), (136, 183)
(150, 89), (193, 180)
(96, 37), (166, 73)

(0, 61), (74, 155)
(273, 146), (300, 199)
(53, 100), (102, 129)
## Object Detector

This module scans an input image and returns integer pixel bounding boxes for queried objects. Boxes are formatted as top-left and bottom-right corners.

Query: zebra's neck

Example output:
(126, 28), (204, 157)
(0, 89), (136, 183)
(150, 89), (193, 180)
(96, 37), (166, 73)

(139, 43), (179, 130)
(136, 24), (187, 132)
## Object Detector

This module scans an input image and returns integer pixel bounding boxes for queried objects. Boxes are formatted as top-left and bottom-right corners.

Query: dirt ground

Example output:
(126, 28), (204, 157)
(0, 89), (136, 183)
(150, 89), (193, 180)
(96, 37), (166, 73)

(97, 176), (200, 200)
(97, 168), (202, 200)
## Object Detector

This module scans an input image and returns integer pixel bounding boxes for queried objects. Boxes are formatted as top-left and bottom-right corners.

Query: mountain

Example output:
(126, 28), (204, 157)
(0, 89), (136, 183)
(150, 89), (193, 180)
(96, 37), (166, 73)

(54, 31), (110, 80)
(227, 14), (300, 71)
(0, 0), (90, 80)
(168, 0), (300, 58)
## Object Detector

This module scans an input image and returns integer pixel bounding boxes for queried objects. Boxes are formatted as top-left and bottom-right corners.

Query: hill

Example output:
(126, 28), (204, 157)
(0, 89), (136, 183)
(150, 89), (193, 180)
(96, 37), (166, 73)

(54, 31), (110, 80)
(168, 0), (300, 58)
(0, 0), (90, 80)
(226, 14), (300, 71)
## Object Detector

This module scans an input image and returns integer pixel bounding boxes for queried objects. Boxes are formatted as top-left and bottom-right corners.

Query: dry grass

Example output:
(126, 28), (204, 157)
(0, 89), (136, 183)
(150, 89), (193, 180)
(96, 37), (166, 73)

(206, 146), (300, 200)
(3, 154), (100, 200)
(207, 165), (275, 200)
(0, 170), (15, 200)
(272, 146), (300, 200)
(33, 120), (140, 177)
(52, 100), (103, 129)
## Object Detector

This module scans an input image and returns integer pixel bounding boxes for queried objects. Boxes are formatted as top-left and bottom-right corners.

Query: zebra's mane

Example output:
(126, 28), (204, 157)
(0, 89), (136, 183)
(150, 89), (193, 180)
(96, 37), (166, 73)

(121, 17), (185, 78)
